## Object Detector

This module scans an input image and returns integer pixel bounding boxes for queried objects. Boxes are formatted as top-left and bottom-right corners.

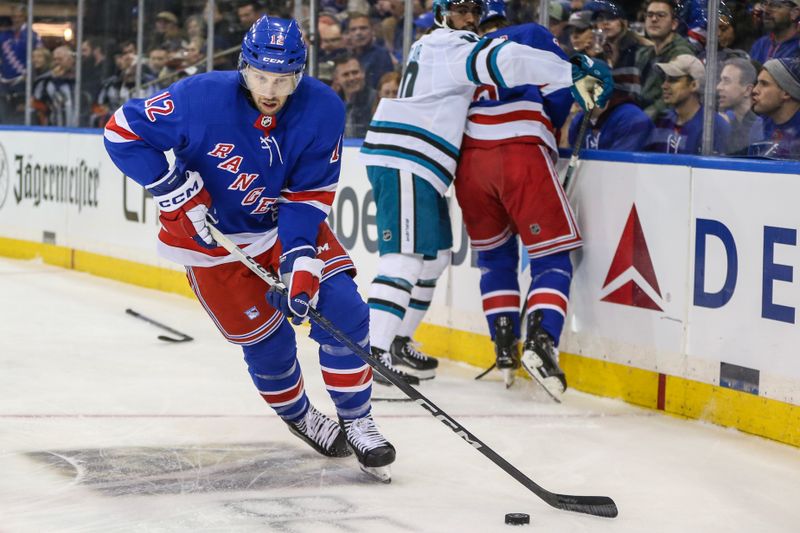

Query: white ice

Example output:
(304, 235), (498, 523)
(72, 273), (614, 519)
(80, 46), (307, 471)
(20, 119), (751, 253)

(1, 257), (798, 532)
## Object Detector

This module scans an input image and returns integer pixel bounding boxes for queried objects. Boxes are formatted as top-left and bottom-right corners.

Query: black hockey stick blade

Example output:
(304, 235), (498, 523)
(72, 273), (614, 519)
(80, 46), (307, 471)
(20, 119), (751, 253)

(207, 223), (618, 519)
(125, 308), (194, 343)
(474, 362), (496, 380)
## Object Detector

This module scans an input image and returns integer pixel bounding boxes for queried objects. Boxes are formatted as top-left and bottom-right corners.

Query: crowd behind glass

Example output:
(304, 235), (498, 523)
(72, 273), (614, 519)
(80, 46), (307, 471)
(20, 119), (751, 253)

(0, 0), (798, 159)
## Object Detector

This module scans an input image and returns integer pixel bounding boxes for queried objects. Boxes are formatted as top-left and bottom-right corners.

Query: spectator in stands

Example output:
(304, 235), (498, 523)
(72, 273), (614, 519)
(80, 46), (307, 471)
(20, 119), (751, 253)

(749, 0), (800, 64)
(31, 47), (51, 79)
(549, 1), (572, 52)
(750, 57), (800, 159)
(151, 11), (184, 52)
(586, 1), (647, 101)
(645, 54), (730, 154)
(568, 74), (654, 151)
(32, 45), (78, 127)
(81, 37), (115, 104)
(179, 37), (207, 77)
(334, 54), (376, 138)
(345, 12), (394, 89)
(237, 1), (266, 33)
(0, 3), (40, 124)
(204, 1), (239, 69)
(567, 10), (599, 56)
(184, 14), (206, 43)
(712, 4), (751, 63)
(320, 19), (348, 62)
(717, 57), (764, 154)
(372, 70), (400, 114)
(636, 0), (694, 120)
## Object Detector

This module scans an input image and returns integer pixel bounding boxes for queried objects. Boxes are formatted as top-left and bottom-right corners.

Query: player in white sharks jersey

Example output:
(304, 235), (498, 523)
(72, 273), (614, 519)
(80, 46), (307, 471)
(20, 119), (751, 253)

(360, 0), (607, 385)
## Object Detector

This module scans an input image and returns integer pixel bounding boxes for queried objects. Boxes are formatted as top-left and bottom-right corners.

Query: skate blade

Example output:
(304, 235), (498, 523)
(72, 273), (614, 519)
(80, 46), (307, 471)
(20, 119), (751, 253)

(397, 366), (436, 380)
(360, 464), (392, 483)
(501, 368), (516, 388)
(520, 351), (564, 403)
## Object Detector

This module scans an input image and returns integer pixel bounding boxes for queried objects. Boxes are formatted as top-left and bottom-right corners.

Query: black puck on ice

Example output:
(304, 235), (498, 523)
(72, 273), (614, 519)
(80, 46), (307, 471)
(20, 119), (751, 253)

(505, 513), (530, 525)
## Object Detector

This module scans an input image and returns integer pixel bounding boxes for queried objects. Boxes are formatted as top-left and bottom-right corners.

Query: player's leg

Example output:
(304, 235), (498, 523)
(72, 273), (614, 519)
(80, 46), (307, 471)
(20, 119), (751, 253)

(499, 144), (582, 396)
(186, 259), (348, 457)
(476, 238), (522, 376)
(366, 166), (444, 385)
(455, 145), (521, 384)
(391, 195), (453, 378)
(312, 271), (395, 481)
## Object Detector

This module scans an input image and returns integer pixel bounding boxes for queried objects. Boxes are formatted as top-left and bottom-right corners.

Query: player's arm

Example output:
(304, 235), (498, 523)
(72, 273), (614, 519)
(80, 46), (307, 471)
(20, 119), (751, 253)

(456, 36), (573, 93)
(103, 86), (216, 249)
(270, 100), (345, 323)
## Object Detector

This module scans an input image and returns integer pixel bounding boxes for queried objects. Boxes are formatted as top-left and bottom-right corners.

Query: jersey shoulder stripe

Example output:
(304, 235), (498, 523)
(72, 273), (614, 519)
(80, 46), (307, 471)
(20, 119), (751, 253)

(487, 41), (512, 88)
(466, 38), (493, 84)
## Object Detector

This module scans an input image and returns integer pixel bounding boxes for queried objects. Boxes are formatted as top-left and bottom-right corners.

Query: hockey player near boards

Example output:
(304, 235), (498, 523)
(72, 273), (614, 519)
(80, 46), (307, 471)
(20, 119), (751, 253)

(361, 0), (612, 389)
(455, 0), (612, 395)
(103, 16), (395, 482)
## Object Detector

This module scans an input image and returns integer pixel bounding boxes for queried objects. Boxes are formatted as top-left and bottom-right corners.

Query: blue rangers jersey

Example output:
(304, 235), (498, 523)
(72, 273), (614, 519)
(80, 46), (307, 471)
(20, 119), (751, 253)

(463, 23), (574, 156)
(104, 71), (345, 267)
(360, 27), (573, 196)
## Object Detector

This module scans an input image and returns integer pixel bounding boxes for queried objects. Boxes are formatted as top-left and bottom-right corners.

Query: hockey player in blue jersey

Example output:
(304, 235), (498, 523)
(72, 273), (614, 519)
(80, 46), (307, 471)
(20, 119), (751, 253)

(104, 16), (395, 482)
(361, 0), (612, 388)
(455, 0), (613, 395)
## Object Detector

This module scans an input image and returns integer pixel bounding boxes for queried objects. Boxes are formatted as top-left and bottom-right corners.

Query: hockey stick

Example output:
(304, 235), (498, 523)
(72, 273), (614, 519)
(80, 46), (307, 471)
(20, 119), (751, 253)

(562, 109), (592, 196)
(125, 308), (194, 343)
(206, 223), (618, 519)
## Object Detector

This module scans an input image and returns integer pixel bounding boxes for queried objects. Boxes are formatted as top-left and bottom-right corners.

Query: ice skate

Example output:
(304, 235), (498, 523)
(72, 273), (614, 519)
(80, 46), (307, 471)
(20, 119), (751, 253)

(520, 311), (567, 402)
(340, 413), (396, 483)
(494, 315), (520, 388)
(371, 347), (420, 386)
(390, 336), (438, 380)
(285, 405), (352, 457)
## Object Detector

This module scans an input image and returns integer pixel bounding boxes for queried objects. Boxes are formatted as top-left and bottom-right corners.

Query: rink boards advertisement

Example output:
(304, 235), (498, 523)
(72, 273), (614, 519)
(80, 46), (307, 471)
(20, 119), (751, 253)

(0, 128), (798, 446)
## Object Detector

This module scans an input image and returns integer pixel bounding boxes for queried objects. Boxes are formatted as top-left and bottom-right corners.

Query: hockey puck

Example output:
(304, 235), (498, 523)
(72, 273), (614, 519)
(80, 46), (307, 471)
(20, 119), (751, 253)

(505, 513), (530, 526)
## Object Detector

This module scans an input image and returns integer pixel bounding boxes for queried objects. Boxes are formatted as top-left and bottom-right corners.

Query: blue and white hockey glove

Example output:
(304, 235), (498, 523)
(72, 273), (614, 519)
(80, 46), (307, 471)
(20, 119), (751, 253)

(266, 246), (324, 325)
(147, 168), (217, 249)
(570, 54), (614, 111)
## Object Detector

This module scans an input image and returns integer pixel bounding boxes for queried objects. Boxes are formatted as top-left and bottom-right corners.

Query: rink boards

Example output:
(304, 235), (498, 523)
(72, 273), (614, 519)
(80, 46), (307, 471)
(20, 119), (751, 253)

(0, 127), (798, 447)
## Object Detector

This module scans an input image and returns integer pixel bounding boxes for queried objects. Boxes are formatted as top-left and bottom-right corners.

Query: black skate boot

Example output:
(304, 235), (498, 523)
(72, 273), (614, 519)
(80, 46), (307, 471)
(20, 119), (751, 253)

(371, 347), (420, 386)
(340, 413), (396, 483)
(389, 336), (438, 380)
(520, 311), (567, 401)
(494, 315), (520, 388)
(285, 405), (352, 457)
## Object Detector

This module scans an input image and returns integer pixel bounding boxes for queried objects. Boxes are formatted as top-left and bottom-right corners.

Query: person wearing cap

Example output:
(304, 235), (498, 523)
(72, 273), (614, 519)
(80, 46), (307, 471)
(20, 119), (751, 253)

(749, 0), (800, 64)
(584, 1), (649, 101)
(749, 57), (800, 159)
(151, 11), (184, 52)
(717, 57), (765, 155)
(567, 10), (599, 56)
(635, 0), (694, 120)
(549, 1), (572, 51)
(645, 54), (730, 154)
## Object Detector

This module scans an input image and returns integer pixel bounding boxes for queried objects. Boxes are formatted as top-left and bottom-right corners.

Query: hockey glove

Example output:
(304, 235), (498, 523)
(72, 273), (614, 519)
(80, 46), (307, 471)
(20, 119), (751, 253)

(148, 168), (217, 249)
(570, 54), (614, 111)
(267, 246), (324, 325)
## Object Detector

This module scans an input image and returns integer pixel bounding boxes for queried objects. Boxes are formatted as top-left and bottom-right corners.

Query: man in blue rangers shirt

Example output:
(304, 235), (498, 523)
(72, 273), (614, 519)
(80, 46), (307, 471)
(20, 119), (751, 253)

(645, 54), (730, 154)
(750, 57), (800, 160)
(104, 16), (396, 483)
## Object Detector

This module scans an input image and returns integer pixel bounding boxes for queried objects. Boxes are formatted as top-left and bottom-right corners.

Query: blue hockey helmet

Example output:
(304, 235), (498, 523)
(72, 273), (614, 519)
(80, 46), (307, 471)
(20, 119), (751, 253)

(481, 0), (506, 24)
(239, 16), (306, 97)
(240, 15), (306, 73)
(432, 0), (486, 29)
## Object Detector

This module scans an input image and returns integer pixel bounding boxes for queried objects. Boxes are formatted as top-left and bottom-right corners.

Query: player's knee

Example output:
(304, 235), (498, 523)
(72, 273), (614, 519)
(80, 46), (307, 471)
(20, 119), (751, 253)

(313, 273), (370, 345)
(377, 253), (424, 285)
(420, 249), (451, 282)
(242, 321), (297, 372)
(530, 251), (573, 282)
(477, 238), (518, 272)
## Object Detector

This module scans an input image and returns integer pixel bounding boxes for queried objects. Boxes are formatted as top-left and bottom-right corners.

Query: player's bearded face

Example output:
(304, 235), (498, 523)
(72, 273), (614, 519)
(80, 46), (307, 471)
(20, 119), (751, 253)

(242, 66), (301, 115)
(446, 2), (483, 32)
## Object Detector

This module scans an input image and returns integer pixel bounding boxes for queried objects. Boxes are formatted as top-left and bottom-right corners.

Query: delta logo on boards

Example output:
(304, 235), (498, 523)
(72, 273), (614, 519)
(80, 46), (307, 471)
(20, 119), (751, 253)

(599, 204), (664, 311)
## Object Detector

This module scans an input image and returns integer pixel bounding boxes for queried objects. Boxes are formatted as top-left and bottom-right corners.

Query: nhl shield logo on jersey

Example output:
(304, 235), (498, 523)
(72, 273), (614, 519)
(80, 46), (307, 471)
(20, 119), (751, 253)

(244, 306), (261, 320)
(260, 115), (273, 129)
(529, 223), (541, 235)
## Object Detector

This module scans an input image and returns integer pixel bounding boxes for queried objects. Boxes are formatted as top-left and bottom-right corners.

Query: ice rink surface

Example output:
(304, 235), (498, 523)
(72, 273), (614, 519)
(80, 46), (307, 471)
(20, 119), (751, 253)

(1, 256), (799, 533)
